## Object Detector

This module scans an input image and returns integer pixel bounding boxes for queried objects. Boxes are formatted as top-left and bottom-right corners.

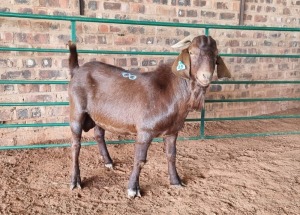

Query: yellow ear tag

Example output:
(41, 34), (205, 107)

(177, 61), (186, 71)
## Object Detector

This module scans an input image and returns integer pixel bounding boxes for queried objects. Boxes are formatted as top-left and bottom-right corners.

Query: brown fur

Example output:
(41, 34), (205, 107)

(68, 35), (231, 198)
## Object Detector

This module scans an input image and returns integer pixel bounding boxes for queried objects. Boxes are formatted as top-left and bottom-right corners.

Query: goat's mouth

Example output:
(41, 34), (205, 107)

(196, 78), (210, 88)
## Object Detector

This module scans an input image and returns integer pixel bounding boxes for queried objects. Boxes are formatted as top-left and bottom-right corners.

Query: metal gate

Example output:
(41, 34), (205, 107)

(0, 12), (299, 150)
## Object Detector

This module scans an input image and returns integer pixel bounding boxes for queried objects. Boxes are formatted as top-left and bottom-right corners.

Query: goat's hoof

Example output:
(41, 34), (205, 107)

(127, 188), (141, 199)
(172, 184), (186, 188)
(70, 182), (82, 190)
(171, 181), (186, 188)
(104, 163), (113, 169)
(70, 177), (82, 190)
(180, 181), (187, 187)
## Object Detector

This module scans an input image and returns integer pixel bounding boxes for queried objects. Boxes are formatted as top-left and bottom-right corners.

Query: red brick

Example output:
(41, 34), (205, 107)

(187, 10), (197, 17)
(84, 35), (97, 44)
(33, 34), (50, 44)
(194, 0), (206, 6)
(110, 26), (122, 32)
(217, 2), (228, 9)
(254, 15), (268, 22)
(39, 0), (60, 7)
(201, 11), (216, 18)
(31, 107), (42, 118)
(98, 36), (107, 44)
(4, 32), (13, 42)
(98, 24), (110, 33)
(39, 70), (60, 79)
(18, 20), (31, 28)
(220, 12), (235, 20)
(131, 3), (145, 13)
(2, 70), (32, 80)
(283, 8), (290, 15)
(30, 94), (53, 102)
(114, 36), (137, 46)
(18, 8), (33, 14)
(130, 58), (138, 66)
(39, 84), (52, 92)
(103, 2), (121, 10)
(116, 58), (127, 67)
(59, 0), (69, 8)
(0, 109), (14, 121)
(31, 21), (50, 31)
(16, 109), (29, 120)
(178, 9), (185, 17)
(18, 84), (39, 93)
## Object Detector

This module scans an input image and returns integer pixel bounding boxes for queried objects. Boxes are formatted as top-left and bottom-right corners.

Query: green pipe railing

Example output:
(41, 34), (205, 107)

(0, 102), (69, 107)
(1, 98), (299, 107)
(1, 46), (299, 58)
(0, 12), (299, 150)
(1, 130), (300, 151)
(1, 114), (300, 129)
(0, 11), (300, 58)
(1, 80), (299, 85)
(1, 12), (300, 32)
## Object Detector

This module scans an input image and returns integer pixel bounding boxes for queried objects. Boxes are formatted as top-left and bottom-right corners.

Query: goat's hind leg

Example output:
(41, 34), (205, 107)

(94, 126), (113, 169)
(70, 113), (85, 190)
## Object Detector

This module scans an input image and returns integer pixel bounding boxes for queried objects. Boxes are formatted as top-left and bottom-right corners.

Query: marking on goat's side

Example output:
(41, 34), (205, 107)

(122, 72), (137, 80)
(177, 61), (186, 71)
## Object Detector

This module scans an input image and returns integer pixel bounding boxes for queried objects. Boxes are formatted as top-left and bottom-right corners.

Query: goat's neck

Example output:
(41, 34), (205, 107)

(186, 80), (207, 111)
(172, 76), (206, 112)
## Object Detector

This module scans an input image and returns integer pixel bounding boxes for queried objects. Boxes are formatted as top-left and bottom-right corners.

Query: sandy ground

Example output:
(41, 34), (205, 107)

(0, 109), (299, 215)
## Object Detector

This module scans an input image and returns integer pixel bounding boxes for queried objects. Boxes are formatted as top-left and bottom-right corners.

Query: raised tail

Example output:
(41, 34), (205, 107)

(68, 41), (79, 78)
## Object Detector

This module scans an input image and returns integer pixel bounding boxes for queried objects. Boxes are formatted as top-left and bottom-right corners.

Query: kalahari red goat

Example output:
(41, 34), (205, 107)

(68, 35), (231, 198)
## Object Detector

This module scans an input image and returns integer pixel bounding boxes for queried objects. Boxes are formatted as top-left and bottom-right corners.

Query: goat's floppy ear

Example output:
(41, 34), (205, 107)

(172, 49), (191, 79)
(216, 56), (231, 79)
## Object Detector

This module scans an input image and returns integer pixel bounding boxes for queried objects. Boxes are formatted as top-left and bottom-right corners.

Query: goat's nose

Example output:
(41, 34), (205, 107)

(203, 73), (208, 80)
(202, 73), (211, 81)
(197, 71), (212, 86)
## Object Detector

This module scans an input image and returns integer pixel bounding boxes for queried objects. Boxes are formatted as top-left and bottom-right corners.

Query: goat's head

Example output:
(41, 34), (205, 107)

(171, 35), (231, 87)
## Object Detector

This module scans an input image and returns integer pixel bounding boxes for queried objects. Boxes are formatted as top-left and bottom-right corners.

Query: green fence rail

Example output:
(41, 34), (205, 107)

(2, 113), (300, 129)
(0, 46), (299, 58)
(0, 98), (299, 107)
(0, 12), (299, 150)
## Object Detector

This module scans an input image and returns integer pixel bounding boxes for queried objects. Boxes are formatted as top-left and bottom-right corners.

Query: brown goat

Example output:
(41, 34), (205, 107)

(68, 35), (231, 198)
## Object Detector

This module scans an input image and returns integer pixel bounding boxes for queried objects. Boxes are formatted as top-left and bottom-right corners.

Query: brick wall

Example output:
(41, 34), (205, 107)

(0, 0), (299, 146)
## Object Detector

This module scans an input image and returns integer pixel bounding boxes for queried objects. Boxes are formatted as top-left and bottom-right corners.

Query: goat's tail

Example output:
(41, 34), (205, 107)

(68, 41), (79, 78)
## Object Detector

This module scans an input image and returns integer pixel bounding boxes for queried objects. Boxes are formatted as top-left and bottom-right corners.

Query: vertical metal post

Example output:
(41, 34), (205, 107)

(71, 20), (76, 42)
(200, 27), (209, 139)
(205, 28), (209, 36)
(79, 0), (85, 15)
(200, 108), (205, 139)
(239, 0), (245, 25)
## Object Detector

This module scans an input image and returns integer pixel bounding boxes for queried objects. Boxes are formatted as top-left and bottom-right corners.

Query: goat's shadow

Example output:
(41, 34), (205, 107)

(80, 175), (103, 189)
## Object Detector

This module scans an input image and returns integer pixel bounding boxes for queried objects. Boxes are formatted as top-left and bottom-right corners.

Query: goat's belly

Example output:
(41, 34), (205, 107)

(91, 113), (137, 135)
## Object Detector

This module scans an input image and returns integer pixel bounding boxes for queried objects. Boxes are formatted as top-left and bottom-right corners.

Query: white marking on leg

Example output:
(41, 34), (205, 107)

(105, 163), (113, 169)
(127, 189), (141, 198)
(127, 189), (137, 198)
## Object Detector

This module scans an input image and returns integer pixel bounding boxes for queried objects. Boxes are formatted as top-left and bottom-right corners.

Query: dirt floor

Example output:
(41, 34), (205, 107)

(0, 109), (300, 215)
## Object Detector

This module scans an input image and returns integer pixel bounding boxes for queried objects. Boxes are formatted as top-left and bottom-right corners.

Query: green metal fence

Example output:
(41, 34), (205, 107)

(0, 12), (299, 150)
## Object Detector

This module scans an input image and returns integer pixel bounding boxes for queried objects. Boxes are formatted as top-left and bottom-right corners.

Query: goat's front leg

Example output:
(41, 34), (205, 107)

(127, 132), (152, 198)
(70, 121), (83, 190)
(164, 133), (184, 186)
(94, 126), (113, 168)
